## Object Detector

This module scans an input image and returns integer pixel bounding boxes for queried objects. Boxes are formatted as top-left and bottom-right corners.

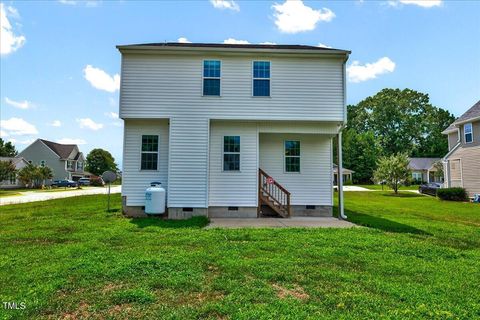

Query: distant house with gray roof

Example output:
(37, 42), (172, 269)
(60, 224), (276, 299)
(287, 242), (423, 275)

(0, 156), (29, 188)
(442, 100), (480, 197)
(18, 139), (89, 181)
(408, 158), (443, 183)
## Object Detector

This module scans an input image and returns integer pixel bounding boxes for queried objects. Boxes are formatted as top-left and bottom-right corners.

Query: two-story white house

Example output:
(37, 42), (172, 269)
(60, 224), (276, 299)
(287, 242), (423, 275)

(118, 43), (350, 219)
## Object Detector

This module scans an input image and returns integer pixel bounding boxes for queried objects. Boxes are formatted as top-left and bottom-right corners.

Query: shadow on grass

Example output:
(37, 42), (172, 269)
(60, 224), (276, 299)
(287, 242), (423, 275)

(129, 216), (209, 229)
(344, 209), (431, 235)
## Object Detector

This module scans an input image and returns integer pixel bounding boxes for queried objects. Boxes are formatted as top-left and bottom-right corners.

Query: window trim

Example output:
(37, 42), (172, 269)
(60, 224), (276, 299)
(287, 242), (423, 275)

(40, 160), (46, 167)
(464, 122), (473, 144)
(140, 134), (159, 171)
(252, 60), (271, 98)
(76, 161), (84, 171)
(284, 140), (301, 173)
(412, 172), (422, 181)
(202, 59), (222, 97)
(66, 160), (75, 171)
(222, 135), (241, 172)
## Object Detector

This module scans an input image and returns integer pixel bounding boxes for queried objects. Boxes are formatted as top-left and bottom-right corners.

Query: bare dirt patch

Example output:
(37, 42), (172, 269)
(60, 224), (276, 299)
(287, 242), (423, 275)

(271, 283), (309, 300)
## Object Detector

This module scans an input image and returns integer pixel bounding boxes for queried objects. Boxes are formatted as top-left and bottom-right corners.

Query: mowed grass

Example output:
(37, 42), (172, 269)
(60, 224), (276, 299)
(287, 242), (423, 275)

(0, 193), (479, 319)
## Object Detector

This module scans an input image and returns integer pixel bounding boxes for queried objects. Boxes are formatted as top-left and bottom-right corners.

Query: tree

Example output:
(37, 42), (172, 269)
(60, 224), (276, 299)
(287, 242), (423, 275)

(373, 153), (411, 194)
(347, 88), (455, 157)
(336, 129), (382, 184)
(0, 138), (18, 157)
(38, 166), (54, 188)
(0, 160), (16, 184)
(17, 163), (39, 188)
(85, 148), (118, 176)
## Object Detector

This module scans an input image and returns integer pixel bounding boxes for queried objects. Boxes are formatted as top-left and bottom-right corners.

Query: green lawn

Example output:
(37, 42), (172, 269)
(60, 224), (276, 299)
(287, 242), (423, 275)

(0, 186), (105, 197)
(357, 184), (420, 191)
(0, 193), (479, 319)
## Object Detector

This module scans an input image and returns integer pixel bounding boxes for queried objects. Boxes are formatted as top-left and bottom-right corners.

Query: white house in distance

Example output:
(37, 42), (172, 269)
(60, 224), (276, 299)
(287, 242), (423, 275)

(118, 43), (350, 219)
(0, 156), (29, 188)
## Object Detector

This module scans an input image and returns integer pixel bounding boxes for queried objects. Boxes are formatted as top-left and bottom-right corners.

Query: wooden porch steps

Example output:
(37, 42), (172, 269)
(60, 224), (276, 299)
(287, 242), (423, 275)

(258, 168), (291, 218)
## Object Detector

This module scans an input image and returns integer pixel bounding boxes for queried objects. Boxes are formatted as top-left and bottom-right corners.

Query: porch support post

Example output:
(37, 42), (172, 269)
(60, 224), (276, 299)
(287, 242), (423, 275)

(337, 132), (347, 220)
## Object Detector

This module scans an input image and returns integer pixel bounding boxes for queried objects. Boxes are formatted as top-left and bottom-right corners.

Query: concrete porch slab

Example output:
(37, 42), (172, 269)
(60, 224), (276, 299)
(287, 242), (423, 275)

(206, 217), (355, 229)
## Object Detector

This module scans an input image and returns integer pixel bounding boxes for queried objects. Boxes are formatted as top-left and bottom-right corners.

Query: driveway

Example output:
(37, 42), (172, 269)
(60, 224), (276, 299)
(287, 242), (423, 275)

(206, 217), (355, 229)
(0, 186), (122, 206)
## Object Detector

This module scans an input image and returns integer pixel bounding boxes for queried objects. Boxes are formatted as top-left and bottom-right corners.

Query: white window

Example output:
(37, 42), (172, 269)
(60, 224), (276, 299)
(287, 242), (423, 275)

(285, 141), (300, 173)
(67, 160), (74, 170)
(412, 172), (422, 181)
(253, 61), (270, 97)
(464, 123), (473, 143)
(223, 136), (240, 171)
(77, 161), (84, 171)
(141, 135), (159, 170)
(203, 60), (221, 96)
(40, 160), (46, 167)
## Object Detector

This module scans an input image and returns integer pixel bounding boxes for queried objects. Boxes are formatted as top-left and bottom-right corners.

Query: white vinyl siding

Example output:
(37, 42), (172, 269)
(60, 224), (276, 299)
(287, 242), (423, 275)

(168, 117), (209, 208)
(259, 133), (332, 206)
(209, 122), (258, 207)
(120, 54), (345, 121)
(122, 119), (169, 206)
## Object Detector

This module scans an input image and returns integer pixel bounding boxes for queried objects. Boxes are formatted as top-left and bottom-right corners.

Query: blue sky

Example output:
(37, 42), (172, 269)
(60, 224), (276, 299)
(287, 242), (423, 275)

(1, 0), (479, 166)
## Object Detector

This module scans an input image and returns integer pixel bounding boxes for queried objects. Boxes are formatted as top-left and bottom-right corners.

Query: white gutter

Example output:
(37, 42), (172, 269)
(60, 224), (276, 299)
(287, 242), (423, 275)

(337, 129), (347, 220)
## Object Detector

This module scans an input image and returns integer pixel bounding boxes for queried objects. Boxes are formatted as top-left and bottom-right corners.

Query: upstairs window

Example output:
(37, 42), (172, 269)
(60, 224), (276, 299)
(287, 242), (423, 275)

(77, 161), (84, 171)
(67, 160), (74, 170)
(253, 61), (270, 96)
(464, 123), (473, 143)
(203, 60), (221, 96)
(40, 160), (46, 167)
(223, 136), (240, 171)
(285, 141), (300, 173)
(141, 135), (159, 170)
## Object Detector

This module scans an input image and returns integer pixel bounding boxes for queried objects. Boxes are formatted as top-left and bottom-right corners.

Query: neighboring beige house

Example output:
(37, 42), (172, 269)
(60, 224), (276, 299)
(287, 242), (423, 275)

(333, 164), (353, 185)
(442, 100), (480, 197)
(18, 139), (88, 181)
(0, 156), (29, 188)
(408, 158), (443, 183)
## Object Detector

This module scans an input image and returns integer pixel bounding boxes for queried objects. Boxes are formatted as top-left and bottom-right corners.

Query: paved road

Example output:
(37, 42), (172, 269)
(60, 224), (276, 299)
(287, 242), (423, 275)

(0, 186), (122, 206)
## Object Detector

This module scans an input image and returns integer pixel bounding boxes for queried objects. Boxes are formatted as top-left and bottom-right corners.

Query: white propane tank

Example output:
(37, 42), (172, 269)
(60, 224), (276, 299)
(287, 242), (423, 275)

(145, 182), (166, 214)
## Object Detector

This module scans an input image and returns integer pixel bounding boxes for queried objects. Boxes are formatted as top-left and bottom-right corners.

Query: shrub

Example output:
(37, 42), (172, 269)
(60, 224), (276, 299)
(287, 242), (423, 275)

(437, 188), (468, 201)
(90, 177), (104, 187)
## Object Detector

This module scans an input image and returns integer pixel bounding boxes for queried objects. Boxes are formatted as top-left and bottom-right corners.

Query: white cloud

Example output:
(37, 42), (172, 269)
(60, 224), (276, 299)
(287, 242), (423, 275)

(0, 117), (38, 136)
(389, 0), (442, 7)
(58, 0), (77, 4)
(104, 112), (118, 119)
(108, 97), (117, 107)
(210, 0), (239, 11)
(83, 65), (120, 93)
(58, 0), (100, 6)
(0, 3), (26, 55)
(76, 118), (104, 130)
(57, 138), (87, 145)
(347, 57), (396, 83)
(0, 129), (8, 137)
(272, 0), (335, 34)
(50, 120), (62, 127)
(4, 97), (33, 109)
(17, 138), (35, 145)
(317, 42), (332, 48)
(177, 37), (191, 43)
(223, 38), (250, 44)
(259, 41), (277, 45)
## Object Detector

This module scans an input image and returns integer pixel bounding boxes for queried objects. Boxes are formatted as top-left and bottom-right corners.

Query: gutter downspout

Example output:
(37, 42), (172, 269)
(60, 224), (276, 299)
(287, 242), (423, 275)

(337, 129), (347, 220)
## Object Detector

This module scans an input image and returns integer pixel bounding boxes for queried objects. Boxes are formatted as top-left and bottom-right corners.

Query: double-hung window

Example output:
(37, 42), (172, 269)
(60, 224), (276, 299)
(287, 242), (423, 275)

(141, 135), (159, 170)
(67, 160), (74, 170)
(253, 61), (270, 97)
(285, 141), (300, 173)
(223, 136), (240, 171)
(40, 160), (46, 167)
(77, 161), (84, 171)
(203, 60), (221, 96)
(464, 123), (473, 143)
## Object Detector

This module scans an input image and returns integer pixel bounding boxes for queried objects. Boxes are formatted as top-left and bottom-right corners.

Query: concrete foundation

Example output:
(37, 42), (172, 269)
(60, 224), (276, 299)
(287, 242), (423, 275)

(167, 207), (208, 220)
(208, 206), (258, 218)
(290, 205), (332, 217)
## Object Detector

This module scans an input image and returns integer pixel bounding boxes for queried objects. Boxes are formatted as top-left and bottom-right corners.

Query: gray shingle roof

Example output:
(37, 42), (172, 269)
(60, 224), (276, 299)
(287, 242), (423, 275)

(0, 156), (28, 165)
(408, 158), (441, 171)
(443, 100), (480, 132)
(118, 42), (350, 53)
(40, 139), (77, 159)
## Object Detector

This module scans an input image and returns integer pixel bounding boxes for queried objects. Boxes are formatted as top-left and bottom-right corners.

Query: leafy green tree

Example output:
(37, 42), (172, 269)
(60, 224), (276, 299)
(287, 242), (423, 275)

(38, 166), (54, 188)
(85, 149), (118, 176)
(373, 153), (411, 194)
(340, 129), (381, 184)
(432, 160), (444, 182)
(347, 88), (455, 157)
(0, 160), (17, 184)
(0, 138), (18, 157)
(17, 163), (39, 188)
